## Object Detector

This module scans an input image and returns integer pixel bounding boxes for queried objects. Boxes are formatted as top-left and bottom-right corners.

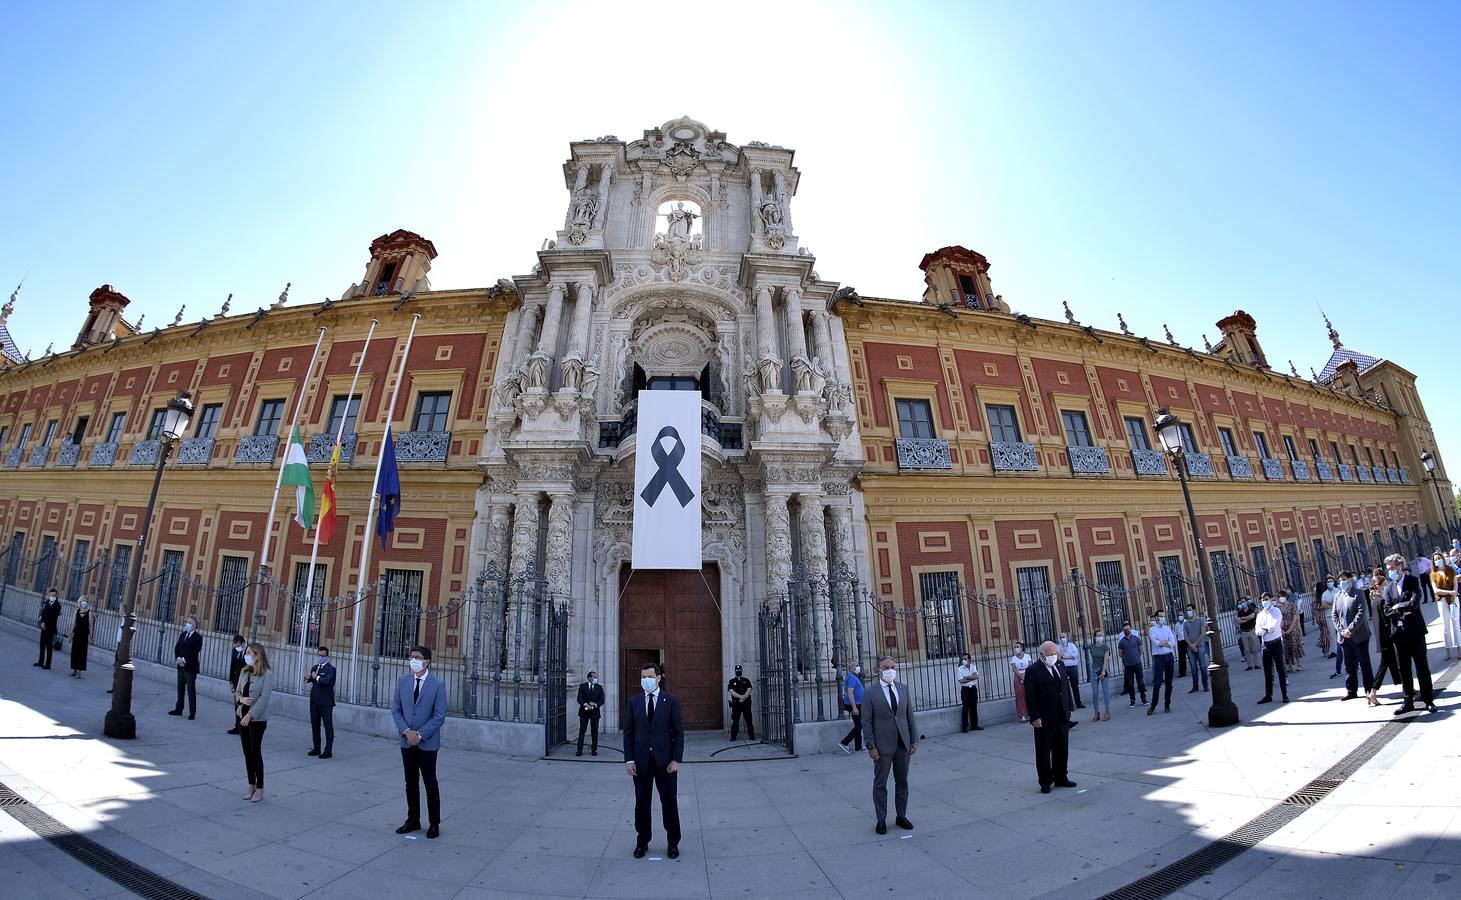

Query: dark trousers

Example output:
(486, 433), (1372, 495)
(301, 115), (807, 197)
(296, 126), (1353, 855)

(1341, 639), (1373, 694)
(310, 702), (334, 753)
(1394, 628), (1435, 705)
(840, 711), (863, 749)
(239, 720), (268, 787)
(872, 739), (910, 823)
(1032, 721), (1069, 788)
(401, 746), (441, 826)
(37, 629), (55, 667)
(576, 712), (599, 753)
(1177, 639), (1188, 678)
(960, 685), (980, 730)
(1372, 644), (1404, 694)
(730, 701), (755, 741)
(174, 669), (197, 715)
(1061, 667), (1083, 708)
(1148, 654), (1174, 711)
(1262, 639), (1289, 699)
(1122, 663), (1146, 703)
(632, 757), (681, 847)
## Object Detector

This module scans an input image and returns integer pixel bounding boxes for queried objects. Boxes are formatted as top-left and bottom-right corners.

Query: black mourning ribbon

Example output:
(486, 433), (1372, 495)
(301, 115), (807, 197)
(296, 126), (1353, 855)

(640, 426), (694, 508)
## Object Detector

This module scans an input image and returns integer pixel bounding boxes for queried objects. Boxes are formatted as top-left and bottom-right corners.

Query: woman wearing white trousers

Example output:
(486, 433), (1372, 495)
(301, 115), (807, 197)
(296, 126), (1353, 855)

(1431, 552), (1459, 659)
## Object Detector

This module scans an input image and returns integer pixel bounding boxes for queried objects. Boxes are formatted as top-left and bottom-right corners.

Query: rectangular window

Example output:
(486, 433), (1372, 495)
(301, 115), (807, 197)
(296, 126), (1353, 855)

(157, 549), (185, 622)
(39, 420), (58, 448)
(918, 570), (963, 659)
(328, 395), (361, 436)
(1015, 565), (1054, 645)
(146, 409), (167, 440)
(1348, 444), (1360, 465)
(254, 400), (285, 437)
(1283, 543), (1302, 592)
(0, 425), (8, 449)
(1365, 446), (1376, 467)
(290, 562), (328, 646)
(379, 569), (424, 658)
(1158, 555), (1187, 611)
(956, 274), (981, 308)
(375, 260), (400, 295)
(193, 404), (222, 438)
(1337, 534), (1352, 571)
(1218, 427), (1238, 457)
(1093, 560), (1127, 632)
(1330, 441), (1343, 464)
(1282, 435), (1300, 461)
(106, 413), (125, 444)
(1060, 410), (1093, 447)
(34, 535), (58, 593)
(1210, 550), (1236, 610)
(1313, 539), (1329, 580)
(1307, 438), (1322, 460)
(1252, 431), (1272, 460)
(1373, 530), (1384, 557)
(70, 416), (89, 445)
(1178, 423), (1198, 454)
(895, 399), (937, 439)
(1124, 417), (1151, 451)
(17, 423), (31, 447)
(412, 392), (452, 432)
(107, 545), (131, 608)
(1250, 546), (1272, 595)
(216, 555), (249, 633)
(68, 539), (92, 599)
(986, 404), (1021, 443)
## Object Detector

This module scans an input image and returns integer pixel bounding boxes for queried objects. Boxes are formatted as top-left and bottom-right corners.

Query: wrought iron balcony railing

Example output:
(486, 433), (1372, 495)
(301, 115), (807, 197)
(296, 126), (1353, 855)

(308, 432), (357, 464)
(1337, 463), (1354, 482)
(57, 441), (80, 468)
(1371, 466), (1385, 483)
(1226, 455), (1253, 479)
(990, 441), (1039, 472)
(1398, 468), (1410, 484)
(1183, 452), (1216, 478)
(129, 439), (161, 466)
(27, 445), (51, 468)
(1357, 465), (1371, 483)
(1314, 460), (1334, 482)
(1386, 468), (1399, 484)
(896, 438), (953, 470)
(1261, 458), (1285, 480)
(3, 448), (22, 469)
(89, 442), (118, 467)
(177, 437), (215, 466)
(235, 435), (279, 464)
(1132, 449), (1168, 477)
(1291, 459), (1311, 481)
(1068, 445), (1111, 474)
(395, 430), (451, 463)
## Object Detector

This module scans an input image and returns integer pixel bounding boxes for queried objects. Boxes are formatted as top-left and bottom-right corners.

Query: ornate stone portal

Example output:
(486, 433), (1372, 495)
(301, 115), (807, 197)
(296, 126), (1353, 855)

(474, 117), (869, 729)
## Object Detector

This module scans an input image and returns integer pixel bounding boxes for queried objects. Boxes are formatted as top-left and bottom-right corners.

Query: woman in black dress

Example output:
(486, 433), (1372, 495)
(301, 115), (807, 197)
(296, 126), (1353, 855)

(69, 597), (92, 677)
(1367, 567), (1400, 707)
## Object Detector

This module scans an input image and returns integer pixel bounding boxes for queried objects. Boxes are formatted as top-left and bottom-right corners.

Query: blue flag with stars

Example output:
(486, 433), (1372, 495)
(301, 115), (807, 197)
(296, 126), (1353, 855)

(376, 427), (401, 547)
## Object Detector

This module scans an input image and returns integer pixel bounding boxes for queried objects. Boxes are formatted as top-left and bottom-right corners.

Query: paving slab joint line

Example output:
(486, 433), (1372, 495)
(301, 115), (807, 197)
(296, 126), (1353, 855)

(1093, 660), (1458, 900)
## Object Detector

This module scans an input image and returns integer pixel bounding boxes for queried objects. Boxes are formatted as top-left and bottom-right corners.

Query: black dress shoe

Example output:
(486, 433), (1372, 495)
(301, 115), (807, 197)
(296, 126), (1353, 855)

(1425, 704), (1439, 713)
(1341, 693), (1357, 701)
(633, 845), (647, 858)
(895, 817), (914, 830)
(1256, 697), (1272, 704)
(33, 662), (43, 667)
(1055, 780), (1078, 788)
(167, 709), (182, 716)
(972, 726), (984, 731)
(1040, 785), (1052, 794)
(1068, 720), (1078, 729)
(320, 751), (332, 759)
(575, 749), (583, 756)
(226, 728), (240, 735)
(426, 825), (439, 839)
(1189, 687), (1201, 693)
(1394, 704), (1417, 716)
(591, 750), (597, 756)
(395, 821), (421, 835)
(667, 846), (680, 859)
(875, 820), (887, 834)
(308, 749), (320, 756)
(187, 713), (195, 720)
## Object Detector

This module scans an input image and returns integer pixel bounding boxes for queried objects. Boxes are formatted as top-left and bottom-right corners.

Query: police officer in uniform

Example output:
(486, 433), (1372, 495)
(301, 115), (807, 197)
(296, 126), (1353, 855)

(727, 664), (755, 741)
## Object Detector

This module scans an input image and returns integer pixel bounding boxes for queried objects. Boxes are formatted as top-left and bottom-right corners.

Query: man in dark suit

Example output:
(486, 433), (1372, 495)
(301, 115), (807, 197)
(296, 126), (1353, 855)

(1383, 554), (1437, 714)
(36, 589), (62, 669)
(226, 635), (247, 734)
(1330, 572), (1373, 701)
(863, 656), (918, 834)
(1026, 641), (1078, 794)
(623, 662), (684, 859)
(168, 616), (203, 719)
(575, 668), (604, 756)
(391, 645), (447, 839)
(306, 645), (336, 758)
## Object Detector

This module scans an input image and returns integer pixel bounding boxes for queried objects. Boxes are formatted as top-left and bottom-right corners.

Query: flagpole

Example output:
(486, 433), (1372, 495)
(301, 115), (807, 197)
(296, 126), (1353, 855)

(250, 325), (326, 640)
(301, 319), (377, 679)
(349, 314), (418, 702)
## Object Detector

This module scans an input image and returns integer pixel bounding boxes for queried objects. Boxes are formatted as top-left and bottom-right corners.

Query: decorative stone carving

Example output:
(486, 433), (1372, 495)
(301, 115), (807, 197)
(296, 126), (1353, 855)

(570, 188), (598, 228)
(485, 504), (512, 566)
(757, 355), (783, 395)
(508, 492), (541, 576)
(559, 355), (585, 392)
(765, 493), (793, 597)
(545, 493), (575, 596)
(664, 142), (701, 177)
(522, 349), (552, 391)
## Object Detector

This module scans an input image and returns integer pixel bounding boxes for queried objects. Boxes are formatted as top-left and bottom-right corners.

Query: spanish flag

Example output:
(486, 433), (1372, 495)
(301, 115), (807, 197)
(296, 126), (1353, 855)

(317, 443), (340, 546)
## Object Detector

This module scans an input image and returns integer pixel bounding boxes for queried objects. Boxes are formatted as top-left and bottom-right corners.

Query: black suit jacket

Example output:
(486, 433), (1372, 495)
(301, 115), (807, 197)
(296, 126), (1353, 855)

(1384, 575), (1428, 637)
(39, 600), (62, 632)
(622, 689), (684, 770)
(228, 647), (246, 687)
(1024, 661), (1071, 727)
(309, 661), (336, 707)
(576, 682), (605, 717)
(173, 631), (203, 674)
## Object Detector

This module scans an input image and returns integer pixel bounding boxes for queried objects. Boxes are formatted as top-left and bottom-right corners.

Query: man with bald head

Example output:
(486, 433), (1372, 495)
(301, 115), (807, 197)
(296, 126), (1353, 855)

(1024, 641), (1077, 794)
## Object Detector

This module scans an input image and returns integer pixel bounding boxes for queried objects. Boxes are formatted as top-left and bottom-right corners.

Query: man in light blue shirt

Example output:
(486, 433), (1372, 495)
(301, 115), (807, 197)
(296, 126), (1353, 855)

(838, 663), (866, 752)
(1147, 612), (1177, 715)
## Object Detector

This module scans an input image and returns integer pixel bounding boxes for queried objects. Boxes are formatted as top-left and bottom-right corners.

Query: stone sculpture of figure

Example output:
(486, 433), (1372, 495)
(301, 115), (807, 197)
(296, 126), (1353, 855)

(760, 196), (783, 231)
(808, 356), (829, 397)
(653, 233), (667, 251)
(579, 359), (600, 405)
(522, 350), (552, 391)
(742, 351), (761, 403)
(559, 355), (585, 392)
(571, 189), (598, 227)
(690, 232), (703, 251)
(665, 202), (698, 240)
(494, 368), (524, 406)
(790, 355), (814, 394)
(717, 341), (735, 409)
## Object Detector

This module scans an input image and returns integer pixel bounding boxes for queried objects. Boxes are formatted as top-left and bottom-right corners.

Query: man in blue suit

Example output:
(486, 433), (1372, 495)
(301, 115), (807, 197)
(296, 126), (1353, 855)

(623, 661), (684, 859)
(391, 645), (447, 839)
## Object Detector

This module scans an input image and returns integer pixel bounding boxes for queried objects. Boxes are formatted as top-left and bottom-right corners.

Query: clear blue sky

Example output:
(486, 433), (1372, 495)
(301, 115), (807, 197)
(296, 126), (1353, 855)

(2, 2), (1457, 489)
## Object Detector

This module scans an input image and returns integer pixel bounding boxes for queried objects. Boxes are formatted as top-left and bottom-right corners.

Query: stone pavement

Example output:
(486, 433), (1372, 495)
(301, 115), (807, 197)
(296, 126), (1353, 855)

(1, 612), (1458, 900)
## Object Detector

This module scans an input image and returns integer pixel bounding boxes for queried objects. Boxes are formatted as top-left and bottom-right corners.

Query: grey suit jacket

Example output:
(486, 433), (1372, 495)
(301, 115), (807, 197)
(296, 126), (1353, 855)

(862, 678), (917, 754)
(1330, 589), (1370, 644)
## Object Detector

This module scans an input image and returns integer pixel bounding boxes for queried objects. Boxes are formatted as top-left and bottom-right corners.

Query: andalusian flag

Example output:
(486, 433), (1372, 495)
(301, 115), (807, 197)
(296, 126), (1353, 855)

(316, 443), (340, 545)
(281, 425), (315, 529)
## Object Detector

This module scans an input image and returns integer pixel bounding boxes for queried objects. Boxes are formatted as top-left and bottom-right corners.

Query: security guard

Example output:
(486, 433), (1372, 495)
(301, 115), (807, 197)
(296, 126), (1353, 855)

(726, 664), (755, 741)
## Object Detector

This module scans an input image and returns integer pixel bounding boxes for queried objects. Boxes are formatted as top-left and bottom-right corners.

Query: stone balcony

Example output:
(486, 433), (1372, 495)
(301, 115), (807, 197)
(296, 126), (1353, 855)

(235, 435), (280, 464)
(1226, 455), (1253, 479)
(1261, 458), (1285, 480)
(895, 438), (953, 470)
(1067, 445), (1111, 475)
(597, 399), (743, 454)
(1184, 452), (1216, 478)
(177, 437), (215, 466)
(990, 441), (1039, 472)
(395, 430), (452, 463)
(1131, 449), (1168, 477)
(89, 442), (118, 467)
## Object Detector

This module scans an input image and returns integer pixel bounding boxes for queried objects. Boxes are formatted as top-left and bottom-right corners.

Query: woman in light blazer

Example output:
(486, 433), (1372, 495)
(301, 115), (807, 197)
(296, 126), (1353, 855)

(235, 642), (273, 802)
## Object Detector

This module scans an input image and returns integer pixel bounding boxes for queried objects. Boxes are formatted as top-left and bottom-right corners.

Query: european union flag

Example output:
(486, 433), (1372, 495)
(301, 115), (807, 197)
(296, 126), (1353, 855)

(376, 427), (401, 547)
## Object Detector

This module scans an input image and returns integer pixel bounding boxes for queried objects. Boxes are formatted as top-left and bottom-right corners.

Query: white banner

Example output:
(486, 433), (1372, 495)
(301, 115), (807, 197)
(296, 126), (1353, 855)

(632, 390), (702, 570)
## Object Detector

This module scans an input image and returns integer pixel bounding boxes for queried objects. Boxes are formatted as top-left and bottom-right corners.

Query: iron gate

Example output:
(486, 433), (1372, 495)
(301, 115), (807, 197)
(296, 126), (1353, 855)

(543, 599), (570, 754)
(757, 597), (795, 753)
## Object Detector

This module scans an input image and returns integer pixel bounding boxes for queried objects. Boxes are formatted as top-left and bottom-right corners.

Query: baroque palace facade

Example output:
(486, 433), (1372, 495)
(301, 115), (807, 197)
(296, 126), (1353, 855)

(0, 116), (1452, 731)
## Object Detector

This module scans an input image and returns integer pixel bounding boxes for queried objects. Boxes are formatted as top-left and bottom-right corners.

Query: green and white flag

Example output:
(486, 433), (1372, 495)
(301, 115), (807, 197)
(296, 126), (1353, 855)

(281, 425), (315, 529)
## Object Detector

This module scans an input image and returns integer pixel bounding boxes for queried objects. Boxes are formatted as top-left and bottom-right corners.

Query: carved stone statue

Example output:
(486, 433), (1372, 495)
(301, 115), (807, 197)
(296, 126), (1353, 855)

(559, 354), (585, 392)
(690, 232), (703, 251)
(757, 355), (783, 395)
(717, 341), (734, 410)
(570, 188), (598, 227)
(790, 355), (815, 394)
(579, 358), (600, 405)
(742, 351), (761, 404)
(494, 369), (523, 406)
(522, 350), (552, 391)
(664, 202), (698, 240)
(759, 196), (783, 232)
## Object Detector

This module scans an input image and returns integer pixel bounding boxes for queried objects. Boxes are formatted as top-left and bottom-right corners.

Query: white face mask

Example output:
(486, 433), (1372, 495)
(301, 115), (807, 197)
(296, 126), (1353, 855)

(1059, 635), (1068, 644)
(880, 668), (897, 684)
(409, 658), (425, 674)
(1044, 654), (1059, 666)
(588, 677), (597, 685)
(243, 654), (255, 667)
(184, 623), (194, 633)
(1093, 633), (1103, 642)
(640, 676), (658, 693)
(79, 602), (88, 610)
(851, 666), (860, 675)
(317, 656), (328, 666)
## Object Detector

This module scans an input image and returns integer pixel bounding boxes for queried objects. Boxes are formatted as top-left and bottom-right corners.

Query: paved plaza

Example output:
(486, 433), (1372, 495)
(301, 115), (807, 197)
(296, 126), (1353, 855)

(2, 616), (1459, 900)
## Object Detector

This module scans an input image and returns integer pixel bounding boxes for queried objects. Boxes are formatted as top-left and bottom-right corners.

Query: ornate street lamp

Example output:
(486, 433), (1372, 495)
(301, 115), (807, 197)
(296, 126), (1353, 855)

(1420, 450), (1453, 533)
(1152, 407), (1240, 727)
(104, 391), (194, 739)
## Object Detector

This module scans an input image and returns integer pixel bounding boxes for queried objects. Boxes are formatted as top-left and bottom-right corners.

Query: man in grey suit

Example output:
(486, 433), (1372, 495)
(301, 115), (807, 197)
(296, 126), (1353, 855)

(391, 645), (447, 839)
(862, 656), (917, 835)
(1330, 571), (1373, 701)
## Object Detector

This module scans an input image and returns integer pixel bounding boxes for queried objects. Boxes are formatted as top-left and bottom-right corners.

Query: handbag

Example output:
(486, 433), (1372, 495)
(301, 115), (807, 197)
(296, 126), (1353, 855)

(52, 633), (64, 651)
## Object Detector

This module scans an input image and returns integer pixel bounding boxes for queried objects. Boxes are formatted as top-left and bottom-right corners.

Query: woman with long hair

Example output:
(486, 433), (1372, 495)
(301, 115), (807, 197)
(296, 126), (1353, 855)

(1009, 643), (1032, 722)
(235, 643), (273, 802)
(1280, 591), (1305, 671)
(1311, 580), (1334, 664)
(1367, 566), (1400, 707)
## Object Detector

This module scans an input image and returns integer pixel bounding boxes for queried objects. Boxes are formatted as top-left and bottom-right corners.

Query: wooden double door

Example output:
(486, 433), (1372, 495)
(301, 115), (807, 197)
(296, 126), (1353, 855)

(619, 563), (724, 729)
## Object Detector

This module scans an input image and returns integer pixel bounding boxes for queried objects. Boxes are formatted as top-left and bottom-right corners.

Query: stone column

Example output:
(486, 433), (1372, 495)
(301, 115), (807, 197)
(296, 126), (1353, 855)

(483, 503), (513, 577)
(564, 163), (590, 229)
(508, 303), (540, 371)
(749, 169), (764, 236)
(544, 492), (575, 598)
(566, 284), (593, 359)
(754, 286), (782, 393)
(810, 308), (835, 365)
(594, 164), (614, 229)
(536, 283), (567, 357)
(784, 287), (809, 392)
(506, 491), (542, 669)
(773, 169), (794, 235)
(798, 492), (832, 674)
(828, 503), (857, 664)
(764, 490), (794, 600)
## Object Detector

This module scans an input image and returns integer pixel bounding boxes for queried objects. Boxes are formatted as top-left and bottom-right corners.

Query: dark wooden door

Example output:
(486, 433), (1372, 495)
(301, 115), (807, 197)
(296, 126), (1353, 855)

(619, 563), (723, 729)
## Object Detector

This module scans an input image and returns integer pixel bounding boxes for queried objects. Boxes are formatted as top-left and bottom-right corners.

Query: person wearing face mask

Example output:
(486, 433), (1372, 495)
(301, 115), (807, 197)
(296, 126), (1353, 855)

(1147, 610), (1176, 715)
(36, 589), (63, 670)
(1382, 554), (1436, 714)
(1056, 634), (1084, 713)
(226, 635), (247, 734)
(955, 654), (981, 733)
(306, 645), (336, 759)
(1368, 566), (1405, 707)
(1329, 571), (1374, 704)
(1236, 596), (1259, 670)
(1279, 591), (1305, 672)
(392, 646), (447, 838)
(168, 615), (203, 719)
(1313, 579), (1338, 679)
(68, 596), (92, 677)
(1117, 623), (1146, 708)
(1428, 552), (1458, 660)
(1009, 644), (1032, 722)
(1254, 592), (1289, 704)
(1087, 631), (1111, 722)
(838, 662), (866, 752)
(1183, 605), (1210, 693)
(235, 643), (273, 802)
(1026, 642), (1077, 794)
(576, 668), (605, 756)
(726, 664), (755, 742)
(863, 657), (917, 833)
(623, 662), (684, 858)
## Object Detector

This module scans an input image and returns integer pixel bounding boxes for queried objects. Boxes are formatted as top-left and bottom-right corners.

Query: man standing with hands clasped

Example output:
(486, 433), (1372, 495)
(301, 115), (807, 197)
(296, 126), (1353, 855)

(169, 616), (203, 719)
(864, 656), (917, 835)
(1026, 641), (1077, 794)
(1147, 610), (1176, 715)
(956, 653), (982, 732)
(726, 664), (755, 742)
(306, 645), (335, 758)
(575, 669), (604, 756)
(392, 646), (446, 839)
(624, 662), (684, 859)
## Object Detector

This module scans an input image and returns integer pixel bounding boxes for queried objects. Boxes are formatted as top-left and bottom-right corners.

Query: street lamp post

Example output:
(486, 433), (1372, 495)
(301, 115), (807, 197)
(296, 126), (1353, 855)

(1419, 450), (1452, 535)
(1152, 407), (1240, 728)
(104, 391), (194, 739)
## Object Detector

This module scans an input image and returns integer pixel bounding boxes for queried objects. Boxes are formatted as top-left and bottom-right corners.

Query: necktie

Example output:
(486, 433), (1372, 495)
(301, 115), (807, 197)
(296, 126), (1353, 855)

(888, 685), (898, 714)
(413, 678), (421, 704)
(647, 694), (656, 723)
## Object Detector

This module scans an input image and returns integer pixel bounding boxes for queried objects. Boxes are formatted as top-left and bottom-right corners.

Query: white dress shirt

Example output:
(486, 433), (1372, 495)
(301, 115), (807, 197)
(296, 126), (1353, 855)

(1149, 623), (1177, 655)
(1057, 640), (1080, 669)
(1256, 604), (1284, 642)
(956, 662), (978, 688)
